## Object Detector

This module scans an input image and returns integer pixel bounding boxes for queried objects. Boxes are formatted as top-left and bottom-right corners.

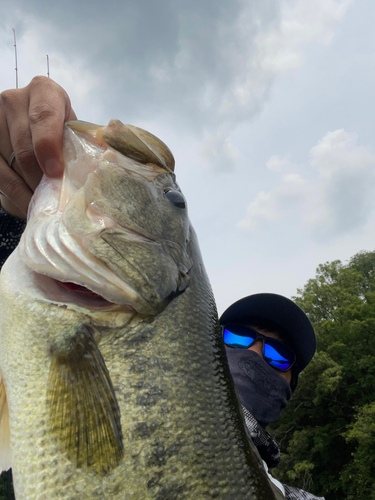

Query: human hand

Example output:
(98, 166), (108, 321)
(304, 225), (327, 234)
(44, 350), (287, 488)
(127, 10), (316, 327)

(0, 76), (77, 219)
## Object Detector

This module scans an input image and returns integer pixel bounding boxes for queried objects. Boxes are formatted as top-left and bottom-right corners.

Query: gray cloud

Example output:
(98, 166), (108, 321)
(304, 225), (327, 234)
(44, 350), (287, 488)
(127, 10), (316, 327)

(1, 0), (352, 177)
(2, 0), (281, 131)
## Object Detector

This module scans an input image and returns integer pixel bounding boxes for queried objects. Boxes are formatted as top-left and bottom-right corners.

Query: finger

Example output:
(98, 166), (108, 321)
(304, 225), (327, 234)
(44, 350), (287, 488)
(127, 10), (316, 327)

(2, 119), (44, 193)
(0, 194), (26, 220)
(0, 86), (44, 192)
(0, 154), (33, 219)
(28, 76), (77, 177)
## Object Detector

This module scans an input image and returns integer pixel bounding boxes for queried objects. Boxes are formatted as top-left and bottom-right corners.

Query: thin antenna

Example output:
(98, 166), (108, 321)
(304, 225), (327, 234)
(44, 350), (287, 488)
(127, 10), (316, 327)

(12, 28), (18, 89)
(46, 54), (50, 78)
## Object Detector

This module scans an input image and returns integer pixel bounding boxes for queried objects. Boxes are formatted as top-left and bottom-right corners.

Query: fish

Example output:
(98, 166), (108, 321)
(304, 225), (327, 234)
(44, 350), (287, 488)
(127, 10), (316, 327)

(0, 119), (277, 499)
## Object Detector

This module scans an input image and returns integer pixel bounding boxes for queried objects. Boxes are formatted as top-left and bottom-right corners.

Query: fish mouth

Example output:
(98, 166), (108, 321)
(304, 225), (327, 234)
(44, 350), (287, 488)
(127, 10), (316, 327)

(55, 280), (113, 303)
(33, 273), (127, 311)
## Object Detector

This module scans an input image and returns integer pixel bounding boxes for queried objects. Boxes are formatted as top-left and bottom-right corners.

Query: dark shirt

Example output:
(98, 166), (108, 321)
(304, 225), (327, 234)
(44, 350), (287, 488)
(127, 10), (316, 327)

(0, 206), (26, 268)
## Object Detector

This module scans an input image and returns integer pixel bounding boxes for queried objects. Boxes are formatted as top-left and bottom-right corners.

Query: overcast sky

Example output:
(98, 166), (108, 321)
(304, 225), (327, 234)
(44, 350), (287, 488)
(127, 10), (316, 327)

(1, 0), (375, 314)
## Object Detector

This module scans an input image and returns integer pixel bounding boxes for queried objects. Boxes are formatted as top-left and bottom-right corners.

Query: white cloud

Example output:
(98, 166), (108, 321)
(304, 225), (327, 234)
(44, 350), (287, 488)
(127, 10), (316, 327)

(266, 155), (294, 172)
(216, 0), (353, 132)
(238, 128), (375, 240)
(310, 129), (375, 177)
(237, 173), (308, 231)
(252, 0), (353, 76)
(200, 132), (242, 172)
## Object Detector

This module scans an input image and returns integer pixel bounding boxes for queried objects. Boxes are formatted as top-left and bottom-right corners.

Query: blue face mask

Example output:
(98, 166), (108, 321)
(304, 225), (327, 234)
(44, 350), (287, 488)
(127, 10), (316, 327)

(225, 347), (292, 428)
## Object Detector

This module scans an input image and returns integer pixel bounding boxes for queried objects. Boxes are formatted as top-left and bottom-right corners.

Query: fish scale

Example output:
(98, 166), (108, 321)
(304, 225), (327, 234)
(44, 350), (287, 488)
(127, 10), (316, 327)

(0, 119), (277, 499)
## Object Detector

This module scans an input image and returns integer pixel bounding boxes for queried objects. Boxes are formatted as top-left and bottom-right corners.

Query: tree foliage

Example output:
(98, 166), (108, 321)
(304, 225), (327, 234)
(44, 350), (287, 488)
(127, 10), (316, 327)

(270, 250), (375, 500)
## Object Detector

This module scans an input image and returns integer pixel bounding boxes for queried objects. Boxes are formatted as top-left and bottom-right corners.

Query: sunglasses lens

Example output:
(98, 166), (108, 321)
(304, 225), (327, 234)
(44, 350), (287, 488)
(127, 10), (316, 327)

(264, 340), (295, 371)
(223, 325), (257, 349)
(223, 324), (296, 372)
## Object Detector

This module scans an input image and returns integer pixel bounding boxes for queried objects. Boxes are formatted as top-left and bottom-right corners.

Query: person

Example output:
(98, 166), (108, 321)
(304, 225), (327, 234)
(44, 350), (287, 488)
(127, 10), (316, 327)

(0, 77), (323, 499)
(221, 294), (324, 500)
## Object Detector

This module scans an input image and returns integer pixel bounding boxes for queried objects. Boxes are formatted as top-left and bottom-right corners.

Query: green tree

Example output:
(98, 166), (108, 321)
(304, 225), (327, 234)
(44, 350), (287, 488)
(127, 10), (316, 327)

(271, 250), (375, 500)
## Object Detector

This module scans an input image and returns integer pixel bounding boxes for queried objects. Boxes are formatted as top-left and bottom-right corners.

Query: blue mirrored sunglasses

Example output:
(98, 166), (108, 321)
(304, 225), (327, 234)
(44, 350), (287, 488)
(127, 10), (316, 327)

(223, 324), (296, 372)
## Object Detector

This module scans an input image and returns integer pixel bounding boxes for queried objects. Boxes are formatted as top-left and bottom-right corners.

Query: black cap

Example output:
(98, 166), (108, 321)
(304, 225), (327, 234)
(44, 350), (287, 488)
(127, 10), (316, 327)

(220, 293), (316, 375)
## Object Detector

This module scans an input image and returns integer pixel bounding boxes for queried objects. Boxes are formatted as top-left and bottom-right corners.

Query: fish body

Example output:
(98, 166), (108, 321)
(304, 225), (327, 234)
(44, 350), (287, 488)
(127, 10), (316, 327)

(0, 120), (276, 499)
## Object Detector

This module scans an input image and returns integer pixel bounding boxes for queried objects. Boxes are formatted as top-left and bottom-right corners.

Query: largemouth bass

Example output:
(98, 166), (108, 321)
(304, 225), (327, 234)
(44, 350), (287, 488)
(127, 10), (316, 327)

(0, 120), (277, 499)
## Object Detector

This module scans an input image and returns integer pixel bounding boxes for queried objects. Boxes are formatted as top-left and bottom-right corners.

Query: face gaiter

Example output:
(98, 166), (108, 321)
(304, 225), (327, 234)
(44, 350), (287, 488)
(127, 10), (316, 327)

(225, 347), (292, 428)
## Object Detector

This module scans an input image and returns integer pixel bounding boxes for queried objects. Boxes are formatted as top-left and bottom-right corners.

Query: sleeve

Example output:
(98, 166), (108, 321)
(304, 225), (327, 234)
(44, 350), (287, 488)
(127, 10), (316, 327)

(284, 484), (325, 500)
(262, 460), (287, 499)
(0, 206), (26, 269)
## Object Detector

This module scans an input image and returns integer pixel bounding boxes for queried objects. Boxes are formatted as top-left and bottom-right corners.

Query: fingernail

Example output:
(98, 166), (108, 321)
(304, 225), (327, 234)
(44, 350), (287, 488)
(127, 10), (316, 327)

(44, 159), (62, 177)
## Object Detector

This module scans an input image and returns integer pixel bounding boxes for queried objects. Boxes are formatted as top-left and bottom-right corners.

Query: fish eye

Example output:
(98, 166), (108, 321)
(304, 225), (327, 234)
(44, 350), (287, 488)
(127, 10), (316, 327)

(164, 189), (186, 209)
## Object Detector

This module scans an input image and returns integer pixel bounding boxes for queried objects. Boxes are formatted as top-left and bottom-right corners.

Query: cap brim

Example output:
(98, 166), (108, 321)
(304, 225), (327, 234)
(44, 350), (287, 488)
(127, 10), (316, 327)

(220, 293), (316, 374)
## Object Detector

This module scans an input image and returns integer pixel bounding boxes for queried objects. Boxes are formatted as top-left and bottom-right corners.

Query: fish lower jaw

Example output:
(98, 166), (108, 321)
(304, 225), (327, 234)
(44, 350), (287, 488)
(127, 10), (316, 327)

(54, 280), (116, 306)
(32, 271), (140, 313)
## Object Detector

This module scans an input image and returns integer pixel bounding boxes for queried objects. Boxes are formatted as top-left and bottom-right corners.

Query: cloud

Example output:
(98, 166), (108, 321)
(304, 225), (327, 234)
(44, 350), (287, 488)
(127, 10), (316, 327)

(266, 155), (294, 172)
(238, 129), (375, 240)
(252, 0), (353, 76)
(309, 130), (375, 238)
(200, 132), (242, 172)
(1, 0), (353, 130)
(310, 129), (375, 177)
(237, 173), (308, 231)
(0, 0), (354, 177)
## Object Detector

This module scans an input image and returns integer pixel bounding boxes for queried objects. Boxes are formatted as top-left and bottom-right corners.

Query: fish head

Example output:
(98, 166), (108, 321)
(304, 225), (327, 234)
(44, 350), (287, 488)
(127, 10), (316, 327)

(19, 119), (193, 316)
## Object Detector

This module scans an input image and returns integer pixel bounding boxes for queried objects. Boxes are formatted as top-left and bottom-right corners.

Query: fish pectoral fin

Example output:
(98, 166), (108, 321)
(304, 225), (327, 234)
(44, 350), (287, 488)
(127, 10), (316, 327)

(0, 375), (11, 471)
(47, 325), (124, 476)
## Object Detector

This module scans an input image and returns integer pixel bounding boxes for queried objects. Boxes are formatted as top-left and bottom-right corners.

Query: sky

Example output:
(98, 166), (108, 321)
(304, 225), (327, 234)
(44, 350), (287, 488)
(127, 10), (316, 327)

(1, 0), (375, 314)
